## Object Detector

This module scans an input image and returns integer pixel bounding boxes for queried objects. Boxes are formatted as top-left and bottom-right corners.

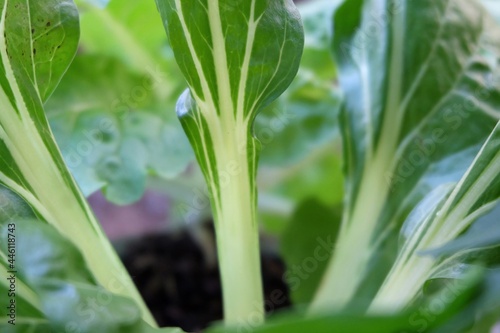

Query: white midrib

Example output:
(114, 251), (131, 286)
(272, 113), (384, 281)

(0, 5), (156, 326)
(370, 129), (500, 311)
(174, 0), (216, 109)
(177, 1), (263, 324)
(311, 1), (407, 311)
(439, 154), (500, 237)
(207, 0), (233, 117)
(174, 0), (224, 215)
(237, 0), (259, 121)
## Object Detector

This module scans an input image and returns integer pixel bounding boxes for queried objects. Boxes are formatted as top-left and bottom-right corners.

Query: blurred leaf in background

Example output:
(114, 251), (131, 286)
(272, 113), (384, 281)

(257, 0), (342, 168)
(280, 199), (341, 304)
(0, 217), (182, 333)
(47, 0), (345, 218)
(46, 55), (192, 205)
(256, 0), (344, 235)
(46, 0), (193, 205)
(482, 0), (500, 22)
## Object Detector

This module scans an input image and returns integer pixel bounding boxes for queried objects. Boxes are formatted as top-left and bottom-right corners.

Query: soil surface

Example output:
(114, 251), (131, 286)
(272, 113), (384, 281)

(121, 230), (291, 332)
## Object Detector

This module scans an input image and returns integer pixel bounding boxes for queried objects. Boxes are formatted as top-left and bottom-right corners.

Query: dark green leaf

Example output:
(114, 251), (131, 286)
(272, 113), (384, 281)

(280, 199), (341, 304)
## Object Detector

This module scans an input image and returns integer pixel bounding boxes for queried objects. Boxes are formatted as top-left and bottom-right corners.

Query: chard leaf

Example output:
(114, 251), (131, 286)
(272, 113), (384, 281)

(280, 199), (341, 304)
(46, 55), (193, 204)
(255, 0), (341, 169)
(0, 186), (45, 324)
(371, 122), (500, 310)
(207, 281), (477, 333)
(77, 0), (180, 82)
(0, 220), (183, 333)
(155, 0), (304, 323)
(427, 202), (500, 255)
(313, 0), (500, 311)
(0, 0), (154, 324)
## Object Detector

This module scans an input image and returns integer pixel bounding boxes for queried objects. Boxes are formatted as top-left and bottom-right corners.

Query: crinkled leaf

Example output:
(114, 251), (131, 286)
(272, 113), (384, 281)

(46, 55), (193, 204)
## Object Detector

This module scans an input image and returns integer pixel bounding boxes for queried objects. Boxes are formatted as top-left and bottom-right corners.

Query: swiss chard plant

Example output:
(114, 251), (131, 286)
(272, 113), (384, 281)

(154, 0), (304, 325)
(311, 0), (500, 315)
(1, 0), (500, 332)
(0, 0), (157, 330)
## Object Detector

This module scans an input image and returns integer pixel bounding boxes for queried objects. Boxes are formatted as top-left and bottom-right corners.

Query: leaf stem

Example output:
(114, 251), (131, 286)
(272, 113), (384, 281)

(203, 120), (264, 325)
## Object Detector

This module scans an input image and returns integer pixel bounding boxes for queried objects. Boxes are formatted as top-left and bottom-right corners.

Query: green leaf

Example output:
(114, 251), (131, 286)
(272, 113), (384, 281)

(313, 0), (500, 312)
(424, 202), (500, 257)
(156, 0), (304, 324)
(77, 0), (175, 72)
(0, 0), (154, 324)
(207, 281), (478, 333)
(482, 0), (500, 22)
(257, 77), (340, 167)
(297, 0), (341, 80)
(1, 0), (80, 102)
(256, 0), (342, 167)
(280, 199), (341, 304)
(0, 220), (182, 333)
(46, 55), (193, 204)
(370, 123), (500, 310)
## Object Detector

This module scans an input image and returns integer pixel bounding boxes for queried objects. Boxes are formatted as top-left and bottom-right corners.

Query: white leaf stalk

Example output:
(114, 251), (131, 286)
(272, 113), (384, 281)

(156, 0), (304, 325)
(0, 1), (155, 325)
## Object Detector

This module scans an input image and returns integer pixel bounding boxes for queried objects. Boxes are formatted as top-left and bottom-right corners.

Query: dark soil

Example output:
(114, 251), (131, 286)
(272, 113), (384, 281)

(120, 229), (291, 332)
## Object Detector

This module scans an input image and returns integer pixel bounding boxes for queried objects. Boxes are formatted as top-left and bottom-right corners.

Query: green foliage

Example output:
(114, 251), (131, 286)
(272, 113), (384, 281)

(280, 199), (341, 304)
(0, 0), (155, 325)
(0, 218), (181, 333)
(2, 0), (500, 332)
(312, 0), (500, 316)
(46, 55), (192, 204)
(155, 0), (304, 324)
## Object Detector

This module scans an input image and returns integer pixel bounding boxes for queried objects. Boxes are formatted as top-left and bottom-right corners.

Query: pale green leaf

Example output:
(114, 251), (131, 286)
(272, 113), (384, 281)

(313, 0), (500, 312)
